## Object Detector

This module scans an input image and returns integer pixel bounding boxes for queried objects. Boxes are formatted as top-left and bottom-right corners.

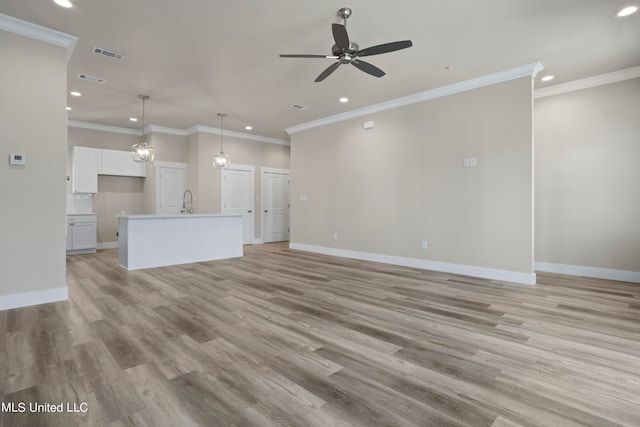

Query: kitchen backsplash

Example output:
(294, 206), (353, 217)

(67, 193), (93, 213)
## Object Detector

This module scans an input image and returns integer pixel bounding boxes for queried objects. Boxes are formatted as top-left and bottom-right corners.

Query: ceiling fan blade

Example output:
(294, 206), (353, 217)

(351, 59), (385, 78)
(280, 54), (338, 59)
(332, 23), (350, 51)
(356, 40), (413, 57)
(315, 62), (342, 82)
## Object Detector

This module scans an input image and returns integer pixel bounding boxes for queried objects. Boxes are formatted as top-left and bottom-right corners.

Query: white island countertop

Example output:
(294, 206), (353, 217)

(118, 213), (243, 270)
(117, 213), (241, 220)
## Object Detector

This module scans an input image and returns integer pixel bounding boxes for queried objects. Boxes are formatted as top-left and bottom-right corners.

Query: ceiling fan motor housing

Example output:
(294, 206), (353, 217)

(333, 42), (359, 63)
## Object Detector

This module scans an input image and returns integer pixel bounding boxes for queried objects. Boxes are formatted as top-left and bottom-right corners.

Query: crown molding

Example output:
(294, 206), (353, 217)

(68, 120), (141, 136)
(0, 13), (78, 61)
(147, 125), (187, 136)
(285, 62), (543, 135)
(534, 66), (640, 99)
(68, 121), (289, 145)
(187, 125), (289, 146)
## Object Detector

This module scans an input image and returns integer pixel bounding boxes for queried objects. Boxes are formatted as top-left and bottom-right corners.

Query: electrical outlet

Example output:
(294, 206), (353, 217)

(332, 232), (338, 241)
(463, 158), (470, 167)
(421, 240), (428, 249)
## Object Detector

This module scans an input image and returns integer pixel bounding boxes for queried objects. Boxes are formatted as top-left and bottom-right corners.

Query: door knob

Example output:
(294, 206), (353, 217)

(264, 210), (268, 213)
(248, 210), (252, 213)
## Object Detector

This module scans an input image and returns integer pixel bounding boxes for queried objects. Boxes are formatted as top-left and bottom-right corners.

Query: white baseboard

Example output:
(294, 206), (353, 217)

(251, 238), (264, 245)
(97, 242), (119, 250)
(289, 242), (536, 285)
(0, 287), (68, 311)
(534, 261), (640, 283)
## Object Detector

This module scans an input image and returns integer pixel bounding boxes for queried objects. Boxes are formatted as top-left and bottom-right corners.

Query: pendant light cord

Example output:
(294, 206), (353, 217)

(139, 95), (149, 141)
(218, 113), (226, 151)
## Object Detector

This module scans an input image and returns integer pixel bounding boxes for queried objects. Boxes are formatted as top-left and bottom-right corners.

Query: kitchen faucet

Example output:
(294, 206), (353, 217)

(182, 189), (193, 214)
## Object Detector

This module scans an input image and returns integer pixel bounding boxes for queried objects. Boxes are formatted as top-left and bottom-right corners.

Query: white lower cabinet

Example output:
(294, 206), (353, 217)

(67, 214), (97, 254)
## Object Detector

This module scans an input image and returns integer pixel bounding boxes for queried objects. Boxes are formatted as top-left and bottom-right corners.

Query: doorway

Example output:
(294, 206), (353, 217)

(156, 162), (186, 214)
(261, 168), (290, 243)
(221, 165), (255, 245)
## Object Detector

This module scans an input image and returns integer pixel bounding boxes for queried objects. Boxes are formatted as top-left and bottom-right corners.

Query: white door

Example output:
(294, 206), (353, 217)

(262, 171), (290, 243)
(157, 165), (186, 214)
(222, 167), (254, 245)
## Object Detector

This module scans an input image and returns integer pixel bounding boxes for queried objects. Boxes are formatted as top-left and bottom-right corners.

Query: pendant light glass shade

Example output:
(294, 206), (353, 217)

(213, 112), (230, 169)
(131, 95), (155, 163)
(213, 151), (230, 168)
(131, 142), (155, 163)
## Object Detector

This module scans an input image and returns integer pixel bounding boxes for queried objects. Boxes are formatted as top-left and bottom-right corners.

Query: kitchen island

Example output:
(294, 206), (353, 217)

(118, 214), (243, 270)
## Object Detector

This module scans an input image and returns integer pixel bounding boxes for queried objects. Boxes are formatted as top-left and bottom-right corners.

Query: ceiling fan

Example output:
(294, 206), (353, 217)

(280, 7), (413, 82)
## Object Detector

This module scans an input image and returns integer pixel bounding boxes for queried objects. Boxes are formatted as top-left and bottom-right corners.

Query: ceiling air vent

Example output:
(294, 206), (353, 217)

(91, 46), (126, 61)
(290, 104), (308, 110)
(77, 73), (106, 84)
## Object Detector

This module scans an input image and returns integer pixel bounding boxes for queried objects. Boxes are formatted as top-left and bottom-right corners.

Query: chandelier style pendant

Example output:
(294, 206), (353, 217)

(213, 112), (230, 169)
(131, 95), (155, 163)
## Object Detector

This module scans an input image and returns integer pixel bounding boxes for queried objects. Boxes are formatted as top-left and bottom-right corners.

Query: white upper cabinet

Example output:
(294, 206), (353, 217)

(98, 149), (146, 177)
(71, 147), (146, 194)
(99, 149), (125, 175)
(123, 152), (147, 177)
(72, 146), (98, 193)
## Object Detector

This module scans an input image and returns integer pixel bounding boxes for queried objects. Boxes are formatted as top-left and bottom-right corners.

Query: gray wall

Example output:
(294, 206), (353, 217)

(0, 31), (68, 299)
(535, 77), (640, 274)
(290, 77), (535, 278)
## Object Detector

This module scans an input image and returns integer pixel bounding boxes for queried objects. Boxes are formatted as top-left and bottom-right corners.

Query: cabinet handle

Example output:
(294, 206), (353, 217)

(248, 210), (252, 213)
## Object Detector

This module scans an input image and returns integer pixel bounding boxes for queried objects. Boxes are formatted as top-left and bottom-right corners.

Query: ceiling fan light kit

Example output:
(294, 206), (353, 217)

(279, 7), (413, 82)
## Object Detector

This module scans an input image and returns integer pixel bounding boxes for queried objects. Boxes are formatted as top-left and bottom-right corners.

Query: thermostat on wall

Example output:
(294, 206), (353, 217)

(9, 153), (26, 166)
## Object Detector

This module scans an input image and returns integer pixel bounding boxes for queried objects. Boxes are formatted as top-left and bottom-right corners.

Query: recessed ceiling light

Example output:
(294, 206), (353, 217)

(616, 5), (638, 17)
(129, 117), (138, 122)
(65, 107), (71, 111)
(339, 97), (349, 103)
(541, 75), (555, 82)
(54, 0), (73, 8)
(70, 91), (82, 97)
(245, 126), (253, 130)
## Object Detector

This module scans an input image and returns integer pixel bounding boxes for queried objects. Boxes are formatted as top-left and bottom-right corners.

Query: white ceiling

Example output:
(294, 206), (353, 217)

(2, 0), (639, 141)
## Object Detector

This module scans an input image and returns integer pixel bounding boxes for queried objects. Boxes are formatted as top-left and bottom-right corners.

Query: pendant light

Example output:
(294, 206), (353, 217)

(131, 95), (155, 163)
(213, 112), (231, 169)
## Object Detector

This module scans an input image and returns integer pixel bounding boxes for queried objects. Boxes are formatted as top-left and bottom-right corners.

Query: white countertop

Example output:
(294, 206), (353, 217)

(67, 212), (97, 216)
(118, 213), (242, 220)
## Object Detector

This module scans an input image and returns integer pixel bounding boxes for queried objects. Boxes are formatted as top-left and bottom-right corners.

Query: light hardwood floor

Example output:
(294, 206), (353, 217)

(1, 243), (639, 426)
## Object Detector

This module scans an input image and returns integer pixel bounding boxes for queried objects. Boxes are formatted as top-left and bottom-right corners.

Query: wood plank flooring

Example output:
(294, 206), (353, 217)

(1, 242), (640, 426)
